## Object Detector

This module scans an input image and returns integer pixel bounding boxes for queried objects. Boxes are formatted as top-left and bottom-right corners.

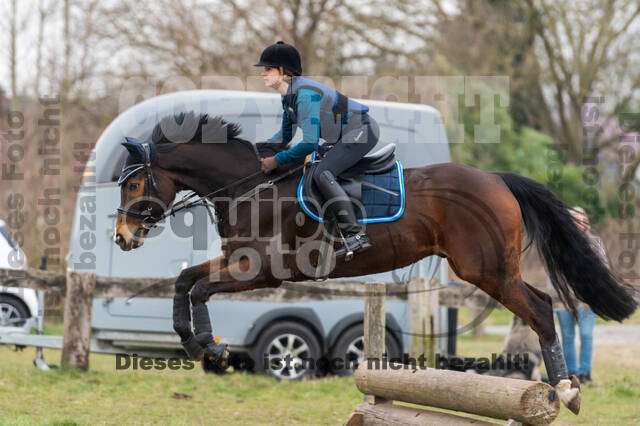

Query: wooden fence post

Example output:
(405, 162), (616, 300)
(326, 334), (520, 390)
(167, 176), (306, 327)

(61, 270), (96, 371)
(364, 282), (386, 360)
(363, 282), (386, 405)
(409, 278), (439, 367)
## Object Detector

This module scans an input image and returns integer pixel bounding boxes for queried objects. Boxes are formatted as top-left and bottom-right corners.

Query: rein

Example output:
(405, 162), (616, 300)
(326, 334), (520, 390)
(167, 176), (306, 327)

(167, 164), (305, 224)
(119, 162), (305, 229)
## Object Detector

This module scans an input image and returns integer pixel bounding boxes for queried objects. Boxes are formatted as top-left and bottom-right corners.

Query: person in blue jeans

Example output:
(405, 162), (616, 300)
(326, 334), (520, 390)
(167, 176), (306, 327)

(546, 207), (605, 384)
(555, 309), (596, 383)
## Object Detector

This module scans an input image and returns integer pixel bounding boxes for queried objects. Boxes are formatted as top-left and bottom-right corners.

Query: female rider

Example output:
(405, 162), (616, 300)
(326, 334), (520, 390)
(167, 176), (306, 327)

(255, 40), (379, 258)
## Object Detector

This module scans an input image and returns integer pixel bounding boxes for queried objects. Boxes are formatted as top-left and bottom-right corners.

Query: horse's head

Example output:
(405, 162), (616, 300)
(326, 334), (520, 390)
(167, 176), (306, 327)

(113, 111), (280, 251)
(114, 137), (176, 251)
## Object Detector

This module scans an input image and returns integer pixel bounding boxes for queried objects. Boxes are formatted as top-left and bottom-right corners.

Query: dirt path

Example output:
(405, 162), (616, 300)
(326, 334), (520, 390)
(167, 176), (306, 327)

(484, 324), (640, 346)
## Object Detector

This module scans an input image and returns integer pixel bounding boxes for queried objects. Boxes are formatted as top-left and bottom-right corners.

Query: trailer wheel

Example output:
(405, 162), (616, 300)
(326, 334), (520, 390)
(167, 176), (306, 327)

(330, 324), (402, 376)
(251, 321), (321, 381)
(0, 295), (30, 327)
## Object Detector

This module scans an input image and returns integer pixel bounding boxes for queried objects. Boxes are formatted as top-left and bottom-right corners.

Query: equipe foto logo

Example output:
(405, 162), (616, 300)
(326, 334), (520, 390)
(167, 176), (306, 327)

(115, 353), (196, 370)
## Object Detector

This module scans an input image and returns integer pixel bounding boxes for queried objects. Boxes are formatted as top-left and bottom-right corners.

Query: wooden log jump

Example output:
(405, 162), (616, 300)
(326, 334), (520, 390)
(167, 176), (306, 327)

(345, 282), (560, 426)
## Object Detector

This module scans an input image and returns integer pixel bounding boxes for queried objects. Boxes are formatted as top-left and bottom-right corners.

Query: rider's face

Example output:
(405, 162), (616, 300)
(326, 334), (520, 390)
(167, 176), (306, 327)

(261, 66), (283, 89)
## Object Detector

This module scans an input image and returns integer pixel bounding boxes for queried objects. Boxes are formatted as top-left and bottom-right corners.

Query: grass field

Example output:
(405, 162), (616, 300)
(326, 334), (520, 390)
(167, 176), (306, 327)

(1, 327), (639, 425)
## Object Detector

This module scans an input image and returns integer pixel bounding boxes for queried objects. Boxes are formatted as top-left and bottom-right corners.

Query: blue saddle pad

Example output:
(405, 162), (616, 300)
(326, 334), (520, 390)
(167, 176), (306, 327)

(297, 161), (405, 223)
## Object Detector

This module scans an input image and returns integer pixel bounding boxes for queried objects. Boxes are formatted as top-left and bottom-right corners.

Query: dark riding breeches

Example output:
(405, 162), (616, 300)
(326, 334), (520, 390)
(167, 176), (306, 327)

(313, 114), (380, 179)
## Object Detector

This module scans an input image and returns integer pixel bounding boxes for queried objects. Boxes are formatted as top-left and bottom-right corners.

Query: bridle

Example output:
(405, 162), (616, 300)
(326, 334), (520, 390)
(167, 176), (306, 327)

(117, 142), (305, 230)
(117, 143), (164, 229)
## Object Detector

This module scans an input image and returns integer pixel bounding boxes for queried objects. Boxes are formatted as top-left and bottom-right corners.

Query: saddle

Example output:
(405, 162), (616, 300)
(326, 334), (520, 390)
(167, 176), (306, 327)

(302, 143), (398, 211)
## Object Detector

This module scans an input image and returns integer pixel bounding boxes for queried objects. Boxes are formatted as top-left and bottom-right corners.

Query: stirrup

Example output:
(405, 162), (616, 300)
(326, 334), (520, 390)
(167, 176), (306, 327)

(335, 232), (371, 261)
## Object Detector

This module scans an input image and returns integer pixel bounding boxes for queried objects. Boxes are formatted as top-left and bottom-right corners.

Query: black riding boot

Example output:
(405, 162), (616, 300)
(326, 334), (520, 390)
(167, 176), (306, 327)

(315, 170), (372, 260)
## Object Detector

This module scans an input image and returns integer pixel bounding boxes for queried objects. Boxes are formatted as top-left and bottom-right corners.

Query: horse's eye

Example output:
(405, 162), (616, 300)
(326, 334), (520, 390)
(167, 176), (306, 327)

(129, 183), (139, 191)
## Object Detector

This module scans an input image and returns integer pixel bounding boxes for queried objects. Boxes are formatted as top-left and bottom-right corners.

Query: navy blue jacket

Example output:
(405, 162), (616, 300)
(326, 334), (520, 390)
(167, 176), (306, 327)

(268, 77), (369, 164)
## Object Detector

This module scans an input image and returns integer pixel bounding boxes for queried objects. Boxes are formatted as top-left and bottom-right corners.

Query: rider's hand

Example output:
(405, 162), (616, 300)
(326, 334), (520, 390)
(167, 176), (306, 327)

(261, 156), (279, 174)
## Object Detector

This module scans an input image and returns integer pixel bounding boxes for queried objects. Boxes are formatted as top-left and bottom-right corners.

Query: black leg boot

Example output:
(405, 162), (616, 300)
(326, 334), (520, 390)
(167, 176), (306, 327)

(173, 293), (204, 360)
(192, 303), (228, 368)
(191, 285), (229, 369)
(315, 170), (372, 260)
(541, 336), (581, 414)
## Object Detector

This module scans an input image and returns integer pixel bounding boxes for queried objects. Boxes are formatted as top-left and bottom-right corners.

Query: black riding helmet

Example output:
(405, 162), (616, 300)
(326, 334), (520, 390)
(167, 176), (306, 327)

(253, 41), (302, 76)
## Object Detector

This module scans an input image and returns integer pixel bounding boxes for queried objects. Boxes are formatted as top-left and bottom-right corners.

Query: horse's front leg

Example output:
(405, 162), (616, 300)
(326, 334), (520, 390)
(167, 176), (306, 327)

(188, 257), (282, 367)
(173, 256), (228, 360)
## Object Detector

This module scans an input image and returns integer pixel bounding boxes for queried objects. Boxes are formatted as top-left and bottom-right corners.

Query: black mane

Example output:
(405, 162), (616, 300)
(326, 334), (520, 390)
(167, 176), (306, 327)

(151, 111), (242, 146)
(150, 111), (290, 158)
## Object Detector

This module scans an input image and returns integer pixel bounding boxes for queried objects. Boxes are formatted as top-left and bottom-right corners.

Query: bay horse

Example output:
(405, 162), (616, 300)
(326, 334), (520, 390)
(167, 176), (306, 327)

(114, 112), (637, 414)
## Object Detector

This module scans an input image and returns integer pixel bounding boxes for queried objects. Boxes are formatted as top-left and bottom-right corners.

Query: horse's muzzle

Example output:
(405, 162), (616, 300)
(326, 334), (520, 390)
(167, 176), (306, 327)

(114, 231), (144, 251)
(114, 232), (130, 251)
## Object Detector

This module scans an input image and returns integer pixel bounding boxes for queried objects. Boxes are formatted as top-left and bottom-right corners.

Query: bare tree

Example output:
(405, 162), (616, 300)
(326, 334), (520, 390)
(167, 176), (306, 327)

(9, 0), (18, 101)
(97, 0), (429, 86)
(96, 0), (238, 84)
(335, 0), (437, 75)
(415, 0), (640, 189)
(2, 0), (30, 105)
(34, 0), (56, 98)
(524, 0), (640, 174)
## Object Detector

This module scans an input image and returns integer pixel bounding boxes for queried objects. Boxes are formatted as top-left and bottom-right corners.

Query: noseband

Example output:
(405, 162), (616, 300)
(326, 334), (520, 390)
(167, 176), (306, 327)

(117, 143), (163, 229)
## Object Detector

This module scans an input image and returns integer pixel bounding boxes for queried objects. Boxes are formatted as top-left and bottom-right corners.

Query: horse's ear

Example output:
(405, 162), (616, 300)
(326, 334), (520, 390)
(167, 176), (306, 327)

(118, 137), (147, 186)
(122, 137), (142, 153)
(121, 137), (145, 162)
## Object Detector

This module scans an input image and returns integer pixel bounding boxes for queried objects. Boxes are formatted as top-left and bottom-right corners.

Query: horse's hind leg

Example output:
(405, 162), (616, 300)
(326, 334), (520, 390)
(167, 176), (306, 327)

(478, 274), (581, 414)
(521, 281), (582, 413)
(450, 252), (580, 411)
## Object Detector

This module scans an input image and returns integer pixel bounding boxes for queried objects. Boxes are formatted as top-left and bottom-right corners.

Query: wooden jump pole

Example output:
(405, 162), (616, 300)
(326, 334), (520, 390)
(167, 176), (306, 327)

(353, 365), (560, 425)
(348, 401), (497, 426)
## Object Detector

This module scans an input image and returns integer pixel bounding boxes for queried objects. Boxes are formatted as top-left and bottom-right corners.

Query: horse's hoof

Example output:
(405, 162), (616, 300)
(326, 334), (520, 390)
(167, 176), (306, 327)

(204, 342), (229, 368)
(555, 377), (581, 415)
(202, 354), (230, 374)
(570, 374), (582, 391)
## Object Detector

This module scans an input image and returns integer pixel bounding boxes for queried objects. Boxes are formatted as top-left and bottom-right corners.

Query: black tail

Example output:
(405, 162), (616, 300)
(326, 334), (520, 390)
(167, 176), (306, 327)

(495, 171), (638, 321)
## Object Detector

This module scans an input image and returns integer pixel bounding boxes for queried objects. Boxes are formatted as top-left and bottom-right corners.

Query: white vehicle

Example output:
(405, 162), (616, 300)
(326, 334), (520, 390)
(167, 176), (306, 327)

(0, 220), (37, 330)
